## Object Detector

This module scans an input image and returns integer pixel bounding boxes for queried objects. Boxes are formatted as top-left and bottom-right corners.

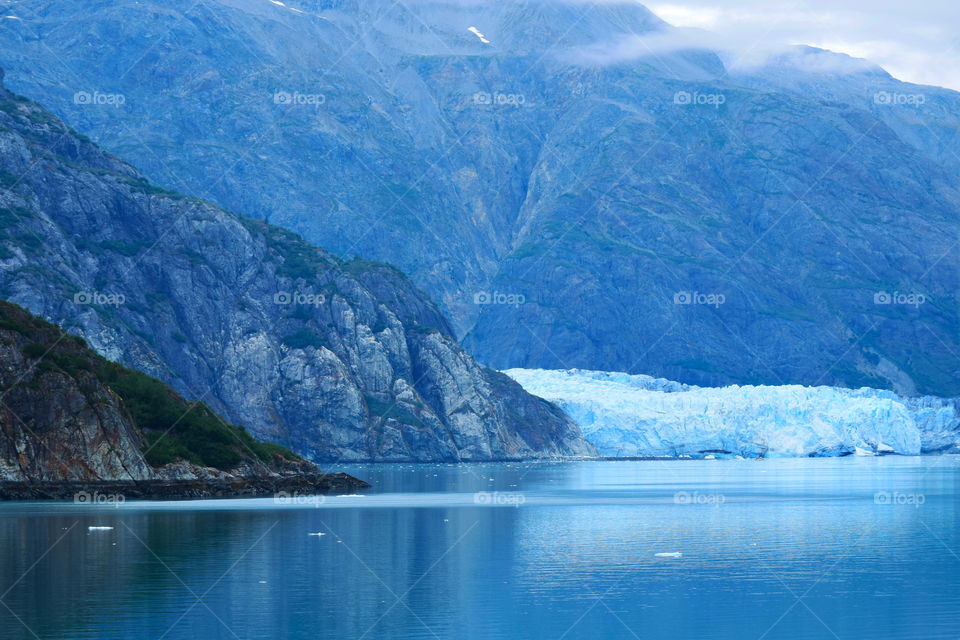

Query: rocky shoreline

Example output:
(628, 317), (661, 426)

(0, 472), (370, 501)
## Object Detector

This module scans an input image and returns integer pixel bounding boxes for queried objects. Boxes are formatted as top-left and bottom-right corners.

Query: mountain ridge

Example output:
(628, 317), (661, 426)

(0, 66), (596, 462)
(1, 0), (958, 395)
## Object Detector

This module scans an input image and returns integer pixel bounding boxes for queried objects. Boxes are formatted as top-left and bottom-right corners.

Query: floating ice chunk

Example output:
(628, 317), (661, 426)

(854, 447), (876, 457)
(704, 454), (716, 460)
(336, 494), (364, 498)
(655, 552), (683, 558)
(307, 532), (325, 536)
(87, 526), (114, 531)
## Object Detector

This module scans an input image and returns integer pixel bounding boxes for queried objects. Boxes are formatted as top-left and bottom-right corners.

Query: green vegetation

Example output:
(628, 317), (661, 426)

(244, 218), (324, 280)
(121, 176), (183, 199)
(13, 232), (42, 251)
(0, 169), (21, 190)
(98, 239), (143, 257)
(0, 299), (300, 470)
(407, 322), (441, 336)
(96, 364), (294, 469)
(277, 251), (316, 279)
(0, 98), (24, 119)
(0, 205), (32, 227)
(281, 328), (324, 350)
(364, 394), (423, 427)
(343, 257), (407, 279)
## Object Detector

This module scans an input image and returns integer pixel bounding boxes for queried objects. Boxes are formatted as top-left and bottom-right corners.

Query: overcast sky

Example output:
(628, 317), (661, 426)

(646, 0), (960, 90)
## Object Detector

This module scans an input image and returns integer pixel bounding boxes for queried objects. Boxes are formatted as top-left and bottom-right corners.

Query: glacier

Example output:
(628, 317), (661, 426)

(504, 369), (960, 458)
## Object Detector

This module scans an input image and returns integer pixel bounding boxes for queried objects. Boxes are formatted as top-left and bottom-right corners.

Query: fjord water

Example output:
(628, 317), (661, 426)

(1, 458), (958, 639)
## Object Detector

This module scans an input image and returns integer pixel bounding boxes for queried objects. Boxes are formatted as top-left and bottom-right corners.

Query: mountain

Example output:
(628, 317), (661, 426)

(506, 369), (960, 458)
(0, 67), (595, 462)
(0, 298), (369, 497)
(2, 0), (959, 395)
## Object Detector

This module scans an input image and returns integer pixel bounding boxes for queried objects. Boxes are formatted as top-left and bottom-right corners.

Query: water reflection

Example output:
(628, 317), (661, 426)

(0, 457), (956, 639)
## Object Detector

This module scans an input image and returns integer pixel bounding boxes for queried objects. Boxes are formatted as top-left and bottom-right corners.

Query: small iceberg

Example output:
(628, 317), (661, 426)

(307, 532), (326, 537)
(336, 494), (364, 498)
(655, 552), (683, 558)
(87, 526), (114, 531)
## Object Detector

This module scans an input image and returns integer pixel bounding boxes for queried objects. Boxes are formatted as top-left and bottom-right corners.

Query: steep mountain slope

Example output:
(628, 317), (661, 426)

(2, 0), (959, 394)
(0, 68), (594, 462)
(0, 298), (370, 497)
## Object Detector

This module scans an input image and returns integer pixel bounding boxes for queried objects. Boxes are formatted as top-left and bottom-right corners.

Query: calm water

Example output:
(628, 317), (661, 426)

(1, 457), (958, 639)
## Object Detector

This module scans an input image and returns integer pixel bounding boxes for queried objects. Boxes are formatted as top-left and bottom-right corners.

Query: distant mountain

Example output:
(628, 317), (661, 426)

(2, 0), (959, 395)
(0, 68), (595, 462)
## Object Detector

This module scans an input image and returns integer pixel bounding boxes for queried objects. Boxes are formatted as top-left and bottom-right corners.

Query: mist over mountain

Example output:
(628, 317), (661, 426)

(2, 0), (958, 395)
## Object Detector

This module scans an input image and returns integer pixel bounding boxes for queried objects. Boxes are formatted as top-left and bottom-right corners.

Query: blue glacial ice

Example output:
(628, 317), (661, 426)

(503, 369), (960, 458)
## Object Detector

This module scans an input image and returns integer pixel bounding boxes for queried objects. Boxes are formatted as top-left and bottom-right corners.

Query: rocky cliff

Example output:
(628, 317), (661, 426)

(0, 69), (594, 461)
(0, 298), (370, 497)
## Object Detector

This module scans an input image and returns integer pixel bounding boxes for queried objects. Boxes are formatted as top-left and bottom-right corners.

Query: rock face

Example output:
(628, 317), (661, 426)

(0, 334), (157, 483)
(0, 73), (594, 462)
(0, 298), (371, 497)
(1, 1), (958, 395)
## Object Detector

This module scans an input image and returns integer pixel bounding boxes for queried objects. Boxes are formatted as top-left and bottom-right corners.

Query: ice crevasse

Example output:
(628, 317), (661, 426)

(503, 369), (960, 458)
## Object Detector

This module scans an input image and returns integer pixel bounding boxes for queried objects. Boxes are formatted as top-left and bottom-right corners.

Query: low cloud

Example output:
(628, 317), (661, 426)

(641, 1), (960, 90)
(565, 24), (878, 78)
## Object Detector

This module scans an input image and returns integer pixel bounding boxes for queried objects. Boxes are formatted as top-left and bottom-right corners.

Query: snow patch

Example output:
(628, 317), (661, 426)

(468, 26), (491, 44)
